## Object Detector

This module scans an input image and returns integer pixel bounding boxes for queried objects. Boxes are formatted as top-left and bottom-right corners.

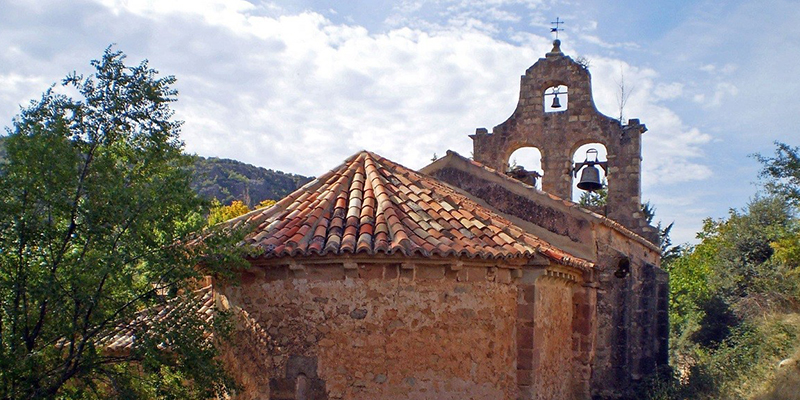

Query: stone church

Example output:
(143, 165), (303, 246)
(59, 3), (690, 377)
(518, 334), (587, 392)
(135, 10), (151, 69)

(216, 39), (669, 399)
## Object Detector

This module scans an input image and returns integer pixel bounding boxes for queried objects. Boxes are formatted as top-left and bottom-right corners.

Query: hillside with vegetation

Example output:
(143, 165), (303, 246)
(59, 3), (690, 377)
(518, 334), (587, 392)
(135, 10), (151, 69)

(190, 156), (311, 208)
(641, 142), (800, 400)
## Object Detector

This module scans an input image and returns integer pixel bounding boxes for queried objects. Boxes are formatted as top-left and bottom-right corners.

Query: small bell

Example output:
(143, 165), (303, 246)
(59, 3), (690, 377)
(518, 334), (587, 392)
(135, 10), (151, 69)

(551, 93), (561, 108)
(577, 164), (603, 191)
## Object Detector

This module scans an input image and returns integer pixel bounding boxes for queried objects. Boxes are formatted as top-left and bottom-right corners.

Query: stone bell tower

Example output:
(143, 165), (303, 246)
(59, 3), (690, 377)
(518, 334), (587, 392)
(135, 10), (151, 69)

(471, 40), (657, 243)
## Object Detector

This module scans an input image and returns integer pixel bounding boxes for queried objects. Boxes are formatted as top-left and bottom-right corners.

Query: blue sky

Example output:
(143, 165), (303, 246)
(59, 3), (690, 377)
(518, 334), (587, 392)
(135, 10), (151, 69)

(2, 0), (800, 244)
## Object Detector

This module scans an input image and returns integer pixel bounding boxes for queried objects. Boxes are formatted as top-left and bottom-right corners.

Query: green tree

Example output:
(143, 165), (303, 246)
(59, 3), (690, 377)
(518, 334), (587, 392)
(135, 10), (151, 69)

(665, 196), (800, 397)
(652, 142), (800, 398)
(0, 48), (244, 399)
(208, 199), (251, 225)
(757, 142), (800, 291)
(578, 180), (607, 207)
(757, 141), (800, 205)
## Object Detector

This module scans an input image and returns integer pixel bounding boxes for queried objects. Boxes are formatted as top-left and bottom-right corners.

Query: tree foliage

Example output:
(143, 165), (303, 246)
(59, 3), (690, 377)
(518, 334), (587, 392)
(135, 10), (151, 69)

(757, 142), (800, 205)
(207, 199), (277, 226)
(0, 48), (244, 399)
(208, 200), (251, 225)
(578, 184), (607, 207)
(657, 142), (800, 399)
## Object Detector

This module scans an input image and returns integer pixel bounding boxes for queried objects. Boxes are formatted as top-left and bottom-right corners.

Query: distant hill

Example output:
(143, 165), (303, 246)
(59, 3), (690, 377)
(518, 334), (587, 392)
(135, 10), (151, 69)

(0, 138), (308, 207)
(190, 156), (312, 208)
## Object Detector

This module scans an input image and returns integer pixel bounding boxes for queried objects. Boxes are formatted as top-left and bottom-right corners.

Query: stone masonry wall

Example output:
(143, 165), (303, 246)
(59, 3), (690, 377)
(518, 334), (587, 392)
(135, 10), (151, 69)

(511, 266), (586, 400)
(426, 156), (665, 399)
(590, 229), (664, 399)
(518, 276), (576, 400)
(220, 260), (522, 399)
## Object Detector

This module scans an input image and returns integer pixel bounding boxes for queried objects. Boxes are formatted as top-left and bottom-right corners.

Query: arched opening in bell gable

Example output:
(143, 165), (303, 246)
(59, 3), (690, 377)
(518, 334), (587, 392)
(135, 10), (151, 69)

(507, 147), (544, 190)
(571, 142), (608, 204)
(544, 85), (568, 113)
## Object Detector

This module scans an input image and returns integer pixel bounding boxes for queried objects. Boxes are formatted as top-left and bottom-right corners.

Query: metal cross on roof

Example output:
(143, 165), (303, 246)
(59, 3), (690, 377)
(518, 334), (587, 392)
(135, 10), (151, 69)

(550, 17), (564, 39)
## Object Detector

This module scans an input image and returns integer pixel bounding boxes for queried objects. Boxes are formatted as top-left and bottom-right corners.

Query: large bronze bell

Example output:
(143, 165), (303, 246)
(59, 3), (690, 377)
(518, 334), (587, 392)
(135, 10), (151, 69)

(577, 164), (603, 191)
(551, 94), (561, 108)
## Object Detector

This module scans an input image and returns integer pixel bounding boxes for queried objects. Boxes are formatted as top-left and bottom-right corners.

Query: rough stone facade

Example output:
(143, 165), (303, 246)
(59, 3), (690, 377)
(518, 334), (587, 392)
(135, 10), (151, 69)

(470, 40), (656, 242)
(219, 258), (589, 400)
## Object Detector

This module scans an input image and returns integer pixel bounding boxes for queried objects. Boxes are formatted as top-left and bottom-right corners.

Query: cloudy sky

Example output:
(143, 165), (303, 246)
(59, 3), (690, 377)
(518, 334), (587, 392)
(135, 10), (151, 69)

(2, 0), (800, 244)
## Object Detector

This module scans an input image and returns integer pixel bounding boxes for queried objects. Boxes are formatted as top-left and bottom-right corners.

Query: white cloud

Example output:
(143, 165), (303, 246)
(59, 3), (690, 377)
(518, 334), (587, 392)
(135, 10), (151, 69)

(59, 4), (544, 176)
(690, 82), (738, 108)
(720, 64), (737, 74)
(698, 63), (737, 75)
(0, 73), (50, 124)
(654, 82), (683, 100)
(709, 82), (738, 107)
(699, 64), (715, 72)
(586, 57), (712, 187)
(3, 0), (713, 191)
(578, 34), (639, 50)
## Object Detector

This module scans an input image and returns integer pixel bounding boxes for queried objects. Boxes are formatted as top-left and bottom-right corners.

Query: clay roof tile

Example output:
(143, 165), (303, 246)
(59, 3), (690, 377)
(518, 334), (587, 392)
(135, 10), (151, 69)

(239, 151), (592, 269)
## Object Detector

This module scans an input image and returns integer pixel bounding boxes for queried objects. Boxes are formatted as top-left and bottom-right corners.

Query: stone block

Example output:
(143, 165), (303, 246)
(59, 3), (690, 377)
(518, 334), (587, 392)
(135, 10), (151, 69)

(466, 267), (486, 281)
(521, 285), (537, 303)
(517, 303), (535, 321)
(291, 268), (308, 279)
(445, 265), (459, 280)
(416, 265), (445, 280)
(359, 264), (384, 280)
(306, 265), (345, 281)
(517, 348), (533, 370)
(574, 316), (592, 336)
(517, 325), (534, 348)
(496, 268), (511, 283)
(263, 266), (288, 282)
(384, 264), (399, 279)
(457, 269), (468, 282)
(517, 369), (533, 386)
(518, 385), (533, 399)
(399, 266), (414, 280)
(350, 308), (368, 320)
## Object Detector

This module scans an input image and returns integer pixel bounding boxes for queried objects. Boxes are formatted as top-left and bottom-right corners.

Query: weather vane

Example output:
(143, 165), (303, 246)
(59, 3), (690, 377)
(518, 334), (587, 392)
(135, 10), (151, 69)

(550, 17), (564, 39)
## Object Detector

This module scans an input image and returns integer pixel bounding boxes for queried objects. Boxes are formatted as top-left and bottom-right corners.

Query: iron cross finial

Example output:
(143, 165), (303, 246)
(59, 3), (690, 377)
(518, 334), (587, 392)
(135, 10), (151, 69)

(550, 17), (564, 39)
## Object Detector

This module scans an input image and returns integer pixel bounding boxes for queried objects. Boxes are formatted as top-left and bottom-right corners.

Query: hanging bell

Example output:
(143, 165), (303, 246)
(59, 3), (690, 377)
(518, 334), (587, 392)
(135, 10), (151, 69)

(551, 94), (561, 108)
(577, 164), (603, 191)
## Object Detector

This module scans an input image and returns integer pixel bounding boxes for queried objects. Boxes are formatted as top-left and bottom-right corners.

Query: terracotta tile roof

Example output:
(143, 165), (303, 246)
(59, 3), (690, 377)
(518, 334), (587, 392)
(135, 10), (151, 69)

(97, 285), (277, 356)
(232, 151), (592, 270)
(99, 285), (215, 353)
